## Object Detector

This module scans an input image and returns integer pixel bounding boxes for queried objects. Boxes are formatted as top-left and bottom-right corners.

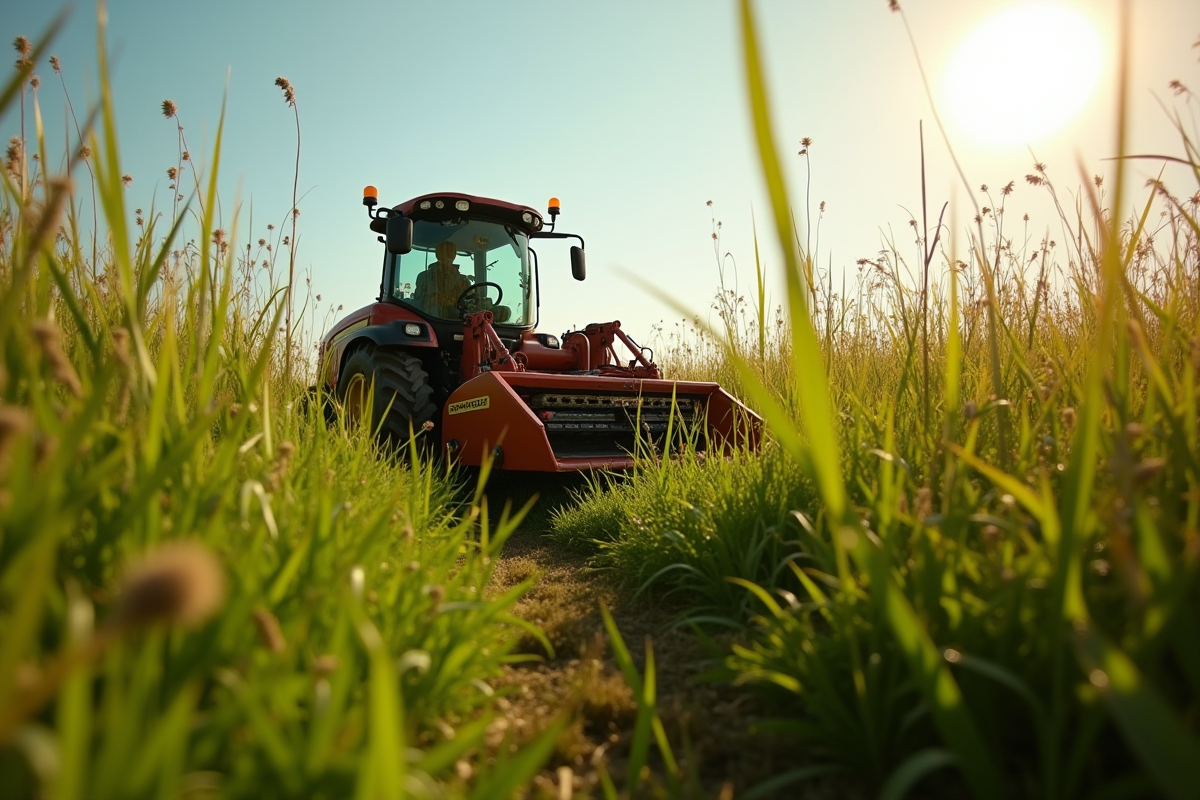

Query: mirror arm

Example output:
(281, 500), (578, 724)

(529, 231), (585, 250)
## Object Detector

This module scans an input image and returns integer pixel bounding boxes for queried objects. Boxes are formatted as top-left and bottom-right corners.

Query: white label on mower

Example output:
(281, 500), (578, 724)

(448, 395), (490, 415)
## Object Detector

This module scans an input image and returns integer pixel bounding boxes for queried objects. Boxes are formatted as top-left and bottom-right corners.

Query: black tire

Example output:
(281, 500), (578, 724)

(337, 346), (438, 447)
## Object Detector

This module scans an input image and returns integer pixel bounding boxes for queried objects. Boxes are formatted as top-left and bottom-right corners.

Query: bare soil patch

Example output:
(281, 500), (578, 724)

(482, 475), (808, 799)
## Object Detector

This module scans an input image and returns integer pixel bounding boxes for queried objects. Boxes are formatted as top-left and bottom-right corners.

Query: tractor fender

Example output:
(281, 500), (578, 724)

(324, 318), (440, 391)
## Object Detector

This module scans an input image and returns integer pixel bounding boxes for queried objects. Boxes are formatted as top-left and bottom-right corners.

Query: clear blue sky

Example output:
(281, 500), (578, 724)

(5, 1), (1198, 349)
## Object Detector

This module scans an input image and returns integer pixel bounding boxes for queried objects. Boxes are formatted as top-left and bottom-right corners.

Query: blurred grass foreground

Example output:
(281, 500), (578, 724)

(0, 14), (564, 800)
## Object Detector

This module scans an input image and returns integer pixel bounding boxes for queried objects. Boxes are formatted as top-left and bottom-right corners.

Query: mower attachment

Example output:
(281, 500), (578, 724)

(441, 371), (762, 472)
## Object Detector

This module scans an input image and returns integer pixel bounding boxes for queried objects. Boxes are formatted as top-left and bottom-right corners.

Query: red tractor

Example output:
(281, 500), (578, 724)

(317, 187), (761, 471)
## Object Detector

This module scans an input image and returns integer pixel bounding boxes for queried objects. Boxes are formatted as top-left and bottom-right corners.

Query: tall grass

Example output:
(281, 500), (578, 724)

(557, 1), (1200, 797)
(0, 18), (559, 799)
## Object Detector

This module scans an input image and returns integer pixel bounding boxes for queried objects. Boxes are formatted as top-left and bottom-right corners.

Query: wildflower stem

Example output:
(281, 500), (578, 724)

(284, 91), (300, 389)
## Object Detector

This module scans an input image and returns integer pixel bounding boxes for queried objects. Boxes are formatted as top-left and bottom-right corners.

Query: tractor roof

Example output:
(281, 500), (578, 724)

(369, 191), (544, 234)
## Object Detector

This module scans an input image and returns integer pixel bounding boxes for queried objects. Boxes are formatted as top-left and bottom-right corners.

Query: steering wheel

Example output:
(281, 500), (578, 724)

(456, 282), (504, 317)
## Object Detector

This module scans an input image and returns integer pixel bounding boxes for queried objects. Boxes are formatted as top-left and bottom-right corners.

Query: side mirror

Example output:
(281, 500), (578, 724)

(385, 215), (413, 255)
(570, 245), (586, 281)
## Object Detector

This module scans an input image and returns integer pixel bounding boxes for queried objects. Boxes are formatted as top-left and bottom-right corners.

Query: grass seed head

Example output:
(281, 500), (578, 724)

(915, 487), (932, 521)
(115, 541), (225, 631)
(5, 137), (22, 178)
(313, 655), (339, 677)
(274, 76), (296, 106)
(111, 328), (132, 370)
(161, 99), (177, 118)
(0, 405), (33, 475)
(30, 319), (82, 398)
(252, 607), (286, 653)
(1133, 457), (1166, 487)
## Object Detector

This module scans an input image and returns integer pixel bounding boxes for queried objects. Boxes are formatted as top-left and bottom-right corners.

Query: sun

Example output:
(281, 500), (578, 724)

(943, 2), (1104, 147)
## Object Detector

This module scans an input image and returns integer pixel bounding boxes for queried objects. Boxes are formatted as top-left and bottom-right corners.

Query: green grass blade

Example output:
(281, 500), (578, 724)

(879, 748), (959, 800)
(742, 764), (842, 800)
(1075, 626), (1200, 800)
(469, 717), (568, 800)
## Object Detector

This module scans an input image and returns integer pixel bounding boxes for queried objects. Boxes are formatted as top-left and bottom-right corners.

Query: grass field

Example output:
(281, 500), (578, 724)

(555, 2), (1200, 798)
(4, 1), (1200, 799)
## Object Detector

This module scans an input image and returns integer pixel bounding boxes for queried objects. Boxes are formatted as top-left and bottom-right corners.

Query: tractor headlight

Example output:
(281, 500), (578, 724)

(455, 200), (470, 211)
(434, 200), (445, 209)
(419, 200), (431, 210)
(522, 212), (533, 224)
(404, 323), (422, 336)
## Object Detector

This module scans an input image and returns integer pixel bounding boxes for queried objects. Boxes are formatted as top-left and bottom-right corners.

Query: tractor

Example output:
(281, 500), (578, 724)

(317, 187), (761, 471)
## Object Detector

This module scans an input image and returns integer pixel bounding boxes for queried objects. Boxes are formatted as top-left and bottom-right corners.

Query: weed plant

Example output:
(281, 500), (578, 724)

(0, 19), (558, 799)
(558, 1), (1200, 797)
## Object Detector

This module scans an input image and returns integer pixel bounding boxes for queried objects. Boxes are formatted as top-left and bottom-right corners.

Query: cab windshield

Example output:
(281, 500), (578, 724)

(390, 218), (534, 326)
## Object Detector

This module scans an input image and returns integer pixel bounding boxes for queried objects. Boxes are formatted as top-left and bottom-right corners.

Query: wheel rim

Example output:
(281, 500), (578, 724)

(344, 373), (368, 426)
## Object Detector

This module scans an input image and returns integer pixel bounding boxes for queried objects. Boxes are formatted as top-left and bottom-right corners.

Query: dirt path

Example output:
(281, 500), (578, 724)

(483, 482), (801, 799)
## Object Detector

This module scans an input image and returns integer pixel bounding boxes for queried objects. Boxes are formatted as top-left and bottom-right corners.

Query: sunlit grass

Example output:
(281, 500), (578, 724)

(558, 1), (1200, 797)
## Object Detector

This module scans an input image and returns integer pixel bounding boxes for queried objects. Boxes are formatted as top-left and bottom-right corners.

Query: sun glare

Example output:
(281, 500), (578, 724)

(944, 2), (1103, 147)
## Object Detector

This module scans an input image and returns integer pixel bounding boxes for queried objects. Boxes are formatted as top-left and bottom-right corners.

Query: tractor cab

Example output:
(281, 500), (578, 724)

(388, 217), (529, 327)
(370, 191), (551, 336)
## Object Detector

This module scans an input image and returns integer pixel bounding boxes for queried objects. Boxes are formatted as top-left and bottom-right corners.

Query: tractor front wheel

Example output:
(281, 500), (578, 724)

(337, 346), (438, 447)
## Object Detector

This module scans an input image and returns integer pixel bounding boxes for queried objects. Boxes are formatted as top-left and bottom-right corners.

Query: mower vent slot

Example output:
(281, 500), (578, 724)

(525, 392), (703, 459)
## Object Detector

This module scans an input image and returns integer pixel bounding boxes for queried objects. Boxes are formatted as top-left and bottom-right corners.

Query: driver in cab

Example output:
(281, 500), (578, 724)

(414, 240), (471, 318)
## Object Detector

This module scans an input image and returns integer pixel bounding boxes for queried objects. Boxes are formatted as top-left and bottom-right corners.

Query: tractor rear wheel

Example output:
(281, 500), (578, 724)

(337, 346), (438, 447)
